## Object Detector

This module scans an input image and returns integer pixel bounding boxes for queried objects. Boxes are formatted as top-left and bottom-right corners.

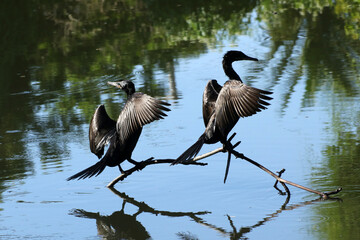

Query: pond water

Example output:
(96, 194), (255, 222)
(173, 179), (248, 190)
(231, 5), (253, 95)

(1, 1), (360, 239)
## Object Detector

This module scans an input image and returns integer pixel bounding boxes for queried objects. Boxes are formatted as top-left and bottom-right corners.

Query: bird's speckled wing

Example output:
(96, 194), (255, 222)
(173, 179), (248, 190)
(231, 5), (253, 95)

(89, 104), (117, 159)
(116, 92), (171, 144)
(215, 80), (272, 136)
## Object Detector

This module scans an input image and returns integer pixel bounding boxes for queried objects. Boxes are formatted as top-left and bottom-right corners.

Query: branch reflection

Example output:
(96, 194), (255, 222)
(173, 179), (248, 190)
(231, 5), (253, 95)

(225, 197), (342, 239)
(69, 187), (210, 239)
(71, 208), (150, 239)
(70, 188), (341, 239)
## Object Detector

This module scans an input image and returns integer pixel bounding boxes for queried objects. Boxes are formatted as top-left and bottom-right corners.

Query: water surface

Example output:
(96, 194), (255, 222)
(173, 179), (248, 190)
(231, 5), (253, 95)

(1, 1), (360, 239)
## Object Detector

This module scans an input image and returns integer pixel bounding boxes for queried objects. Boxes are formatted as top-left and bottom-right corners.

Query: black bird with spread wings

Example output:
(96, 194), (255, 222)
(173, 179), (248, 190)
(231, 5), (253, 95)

(172, 51), (272, 183)
(67, 80), (171, 180)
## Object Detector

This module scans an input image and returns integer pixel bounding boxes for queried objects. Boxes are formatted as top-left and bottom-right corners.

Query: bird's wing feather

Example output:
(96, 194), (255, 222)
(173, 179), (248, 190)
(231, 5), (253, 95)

(215, 80), (272, 136)
(89, 104), (117, 159)
(202, 80), (222, 127)
(116, 92), (171, 144)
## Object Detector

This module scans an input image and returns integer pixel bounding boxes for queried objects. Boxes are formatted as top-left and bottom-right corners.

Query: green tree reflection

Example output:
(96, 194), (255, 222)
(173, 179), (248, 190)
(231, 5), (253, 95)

(0, 0), (258, 197)
(258, 1), (359, 239)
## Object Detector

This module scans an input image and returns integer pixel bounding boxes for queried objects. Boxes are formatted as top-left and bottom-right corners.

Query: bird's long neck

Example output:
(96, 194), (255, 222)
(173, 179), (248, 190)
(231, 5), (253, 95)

(125, 87), (135, 97)
(222, 59), (242, 82)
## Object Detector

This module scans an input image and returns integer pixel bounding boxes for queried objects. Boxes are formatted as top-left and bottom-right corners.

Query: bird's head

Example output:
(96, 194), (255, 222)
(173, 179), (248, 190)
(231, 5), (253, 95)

(108, 80), (135, 95)
(223, 50), (258, 62)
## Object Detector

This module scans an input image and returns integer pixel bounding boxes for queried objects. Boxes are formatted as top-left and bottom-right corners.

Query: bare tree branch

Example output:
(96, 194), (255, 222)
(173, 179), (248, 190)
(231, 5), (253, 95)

(224, 145), (341, 199)
(107, 157), (208, 188)
(107, 134), (342, 200)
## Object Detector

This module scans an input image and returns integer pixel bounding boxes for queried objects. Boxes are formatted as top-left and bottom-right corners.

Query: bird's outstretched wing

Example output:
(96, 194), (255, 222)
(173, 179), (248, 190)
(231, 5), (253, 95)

(215, 80), (272, 136)
(202, 79), (222, 127)
(89, 104), (117, 159)
(116, 92), (171, 144)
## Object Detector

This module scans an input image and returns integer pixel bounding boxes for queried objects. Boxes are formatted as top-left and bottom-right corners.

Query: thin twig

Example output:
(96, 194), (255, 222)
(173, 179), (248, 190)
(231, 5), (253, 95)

(186, 141), (341, 198)
(228, 149), (291, 196)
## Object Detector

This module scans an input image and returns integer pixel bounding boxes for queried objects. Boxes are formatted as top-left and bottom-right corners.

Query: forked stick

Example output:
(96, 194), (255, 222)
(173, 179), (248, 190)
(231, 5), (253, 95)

(107, 133), (342, 199)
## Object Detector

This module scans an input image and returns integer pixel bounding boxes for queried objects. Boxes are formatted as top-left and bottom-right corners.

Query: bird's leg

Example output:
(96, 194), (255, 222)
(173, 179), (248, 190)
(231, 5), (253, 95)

(222, 134), (235, 153)
(118, 164), (125, 174)
(128, 158), (148, 172)
(121, 199), (126, 212)
(127, 158), (140, 165)
(222, 133), (241, 152)
(222, 141), (234, 183)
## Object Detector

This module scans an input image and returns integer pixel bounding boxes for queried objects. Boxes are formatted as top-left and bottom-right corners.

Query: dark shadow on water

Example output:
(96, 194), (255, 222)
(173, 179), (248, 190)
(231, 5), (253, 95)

(69, 188), (342, 239)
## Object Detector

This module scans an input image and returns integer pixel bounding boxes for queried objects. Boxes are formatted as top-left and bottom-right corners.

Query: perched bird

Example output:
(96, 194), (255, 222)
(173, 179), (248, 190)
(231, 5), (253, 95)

(67, 80), (171, 180)
(172, 50), (272, 183)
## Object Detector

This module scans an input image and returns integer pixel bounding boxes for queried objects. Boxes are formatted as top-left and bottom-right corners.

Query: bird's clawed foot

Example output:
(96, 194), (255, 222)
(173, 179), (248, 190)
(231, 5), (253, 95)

(135, 157), (155, 171)
(118, 165), (132, 175)
(128, 159), (140, 165)
(222, 133), (241, 153)
(118, 158), (155, 175)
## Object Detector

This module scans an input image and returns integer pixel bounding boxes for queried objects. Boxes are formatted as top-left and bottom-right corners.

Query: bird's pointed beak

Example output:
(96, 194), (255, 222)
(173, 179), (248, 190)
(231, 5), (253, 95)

(244, 55), (258, 62)
(107, 81), (122, 88)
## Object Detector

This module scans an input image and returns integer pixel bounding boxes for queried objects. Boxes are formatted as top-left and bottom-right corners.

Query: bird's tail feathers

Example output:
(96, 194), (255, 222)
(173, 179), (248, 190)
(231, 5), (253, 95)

(171, 134), (206, 165)
(67, 160), (107, 181)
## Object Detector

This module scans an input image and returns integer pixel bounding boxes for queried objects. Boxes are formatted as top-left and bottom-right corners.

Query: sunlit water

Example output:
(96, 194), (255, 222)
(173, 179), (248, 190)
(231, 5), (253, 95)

(1, 1), (360, 239)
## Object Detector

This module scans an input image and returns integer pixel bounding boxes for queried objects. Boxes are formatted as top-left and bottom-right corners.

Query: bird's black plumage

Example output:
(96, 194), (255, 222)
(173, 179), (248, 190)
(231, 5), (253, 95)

(172, 50), (272, 183)
(67, 80), (171, 180)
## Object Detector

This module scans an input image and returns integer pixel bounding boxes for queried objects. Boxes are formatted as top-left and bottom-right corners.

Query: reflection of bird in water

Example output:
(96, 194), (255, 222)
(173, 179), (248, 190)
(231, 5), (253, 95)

(70, 188), (210, 239)
(172, 51), (272, 183)
(71, 207), (150, 239)
(67, 80), (171, 180)
(70, 189), (340, 240)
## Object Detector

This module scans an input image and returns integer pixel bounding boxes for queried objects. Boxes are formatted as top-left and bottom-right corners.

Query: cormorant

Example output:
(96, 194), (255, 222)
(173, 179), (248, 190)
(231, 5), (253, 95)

(172, 51), (272, 183)
(67, 80), (171, 180)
